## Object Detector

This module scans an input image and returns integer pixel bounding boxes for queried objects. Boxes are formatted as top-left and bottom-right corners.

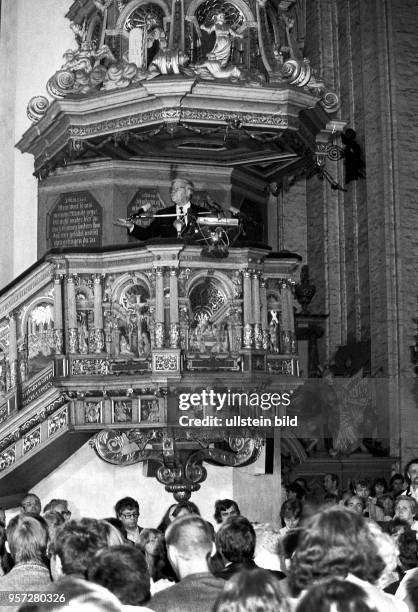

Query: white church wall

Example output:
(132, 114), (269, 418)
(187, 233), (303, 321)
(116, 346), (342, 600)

(0, 0), (73, 288)
(28, 440), (234, 526)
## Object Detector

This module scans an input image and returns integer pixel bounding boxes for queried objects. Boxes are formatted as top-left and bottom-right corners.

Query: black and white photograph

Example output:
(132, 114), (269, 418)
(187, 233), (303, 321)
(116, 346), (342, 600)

(0, 0), (417, 609)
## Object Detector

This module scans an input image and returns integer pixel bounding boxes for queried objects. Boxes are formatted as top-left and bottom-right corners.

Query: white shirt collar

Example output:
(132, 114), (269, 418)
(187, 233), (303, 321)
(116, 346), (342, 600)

(177, 202), (191, 213)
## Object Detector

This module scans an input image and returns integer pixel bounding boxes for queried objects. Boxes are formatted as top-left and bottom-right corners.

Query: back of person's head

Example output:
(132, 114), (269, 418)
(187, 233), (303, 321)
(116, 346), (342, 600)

(289, 507), (385, 595)
(88, 544), (150, 605)
(103, 518), (127, 540)
(19, 577), (124, 612)
(295, 578), (378, 612)
(165, 514), (212, 560)
(50, 518), (107, 578)
(214, 499), (240, 524)
(405, 572), (418, 612)
(6, 512), (48, 564)
(101, 521), (125, 546)
(216, 516), (256, 563)
(213, 568), (290, 612)
(286, 482), (305, 500)
(397, 528), (418, 570)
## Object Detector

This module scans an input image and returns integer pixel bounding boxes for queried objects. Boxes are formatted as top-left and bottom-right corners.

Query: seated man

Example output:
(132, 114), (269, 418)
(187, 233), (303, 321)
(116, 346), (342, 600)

(118, 178), (208, 241)
(20, 492), (42, 514)
(43, 498), (72, 520)
(115, 496), (143, 544)
(149, 514), (224, 612)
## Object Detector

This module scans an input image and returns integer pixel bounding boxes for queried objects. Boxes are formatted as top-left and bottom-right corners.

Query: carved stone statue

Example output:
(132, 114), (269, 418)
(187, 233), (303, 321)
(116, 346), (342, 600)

(201, 13), (243, 68)
(194, 13), (244, 80)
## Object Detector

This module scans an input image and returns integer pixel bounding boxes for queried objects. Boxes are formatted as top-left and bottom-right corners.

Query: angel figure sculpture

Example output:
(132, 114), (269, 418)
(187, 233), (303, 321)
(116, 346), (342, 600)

(201, 12), (243, 68)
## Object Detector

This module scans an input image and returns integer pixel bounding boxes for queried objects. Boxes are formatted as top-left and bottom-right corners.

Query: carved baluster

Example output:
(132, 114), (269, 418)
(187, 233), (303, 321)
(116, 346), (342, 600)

(260, 279), (269, 350)
(8, 313), (18, 388)
(280, 280), (291, 354)
(252, 272), (262, 349)
(93, 274), (105, 353)
(67, 275), (78, 353)
(287, 282), (297, 354)
(155, 267), (165, 348)
(53, 275), (64, 354)
(243, 269), (253, 348)
(169, 268), (180, 348)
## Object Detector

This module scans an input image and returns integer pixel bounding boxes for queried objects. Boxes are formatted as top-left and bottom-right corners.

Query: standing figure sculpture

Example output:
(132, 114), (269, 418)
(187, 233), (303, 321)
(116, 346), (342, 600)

(201, 13), (242, 68)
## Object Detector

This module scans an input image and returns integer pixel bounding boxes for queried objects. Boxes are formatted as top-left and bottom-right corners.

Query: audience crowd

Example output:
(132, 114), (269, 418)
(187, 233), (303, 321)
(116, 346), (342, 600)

(2, 459), (418, 611)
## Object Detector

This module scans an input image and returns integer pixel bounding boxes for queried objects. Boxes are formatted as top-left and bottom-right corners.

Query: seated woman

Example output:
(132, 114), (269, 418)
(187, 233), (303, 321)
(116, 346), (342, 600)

(393, 496), (418, 534)
(279, 498), (303, 537)
(136, 528), (175, 593)
(288, 507), (408, 611)
(156, 501), (201, 534)
(214, 499), (240, 527)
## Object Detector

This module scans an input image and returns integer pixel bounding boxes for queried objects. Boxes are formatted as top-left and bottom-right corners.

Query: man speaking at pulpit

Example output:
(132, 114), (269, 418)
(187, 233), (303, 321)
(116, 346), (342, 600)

(116, 178), (208, 240)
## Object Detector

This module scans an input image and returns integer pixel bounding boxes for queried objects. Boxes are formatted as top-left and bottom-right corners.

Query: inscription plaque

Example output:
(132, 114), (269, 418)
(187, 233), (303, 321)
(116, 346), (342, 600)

(48, 191), (102, 248)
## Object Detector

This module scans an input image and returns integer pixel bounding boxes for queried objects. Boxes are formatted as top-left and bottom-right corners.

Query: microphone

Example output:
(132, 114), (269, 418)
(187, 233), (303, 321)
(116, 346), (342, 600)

(128, 202), (152, 221)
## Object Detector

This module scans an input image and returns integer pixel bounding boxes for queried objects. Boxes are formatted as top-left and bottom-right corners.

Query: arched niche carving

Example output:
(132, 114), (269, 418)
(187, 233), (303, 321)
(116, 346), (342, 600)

(23, 300), (55, 377)
(186, 0), (254, 24)
(186, 274), (238, 356)
(116, 0), (170, 30)
(104, 274), (152, 359)
(110, 272), (153, 303)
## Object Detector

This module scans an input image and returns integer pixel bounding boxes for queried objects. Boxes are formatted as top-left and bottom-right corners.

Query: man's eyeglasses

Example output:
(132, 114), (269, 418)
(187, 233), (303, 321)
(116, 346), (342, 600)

(120, 512), (139, 519)
(62, 510), (72, 517)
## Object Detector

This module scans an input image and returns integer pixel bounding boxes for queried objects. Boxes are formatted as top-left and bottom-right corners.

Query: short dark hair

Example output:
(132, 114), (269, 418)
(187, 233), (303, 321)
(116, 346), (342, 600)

(214, 499), (240, 524)
(165, 515), (212, 560)
(405, 459), (418, 483)
(213, 568), (290, 612)
(286, 482), (305, 499)
(115, 497), (139, 516)
(50, 519), (107, 577)
(216, 516), (256, 563)
(389, 473), (405, 486)
(7, 513), (48, 564)
(295, 578), (376, 612)
(88, 545), (150, 605)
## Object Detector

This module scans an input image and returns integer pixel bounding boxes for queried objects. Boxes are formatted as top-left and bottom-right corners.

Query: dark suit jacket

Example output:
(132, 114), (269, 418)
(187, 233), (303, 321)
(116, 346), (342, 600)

(129, 204), (208, 240)
(213, 559), (285, 582)
(149, 571), (224, 612)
